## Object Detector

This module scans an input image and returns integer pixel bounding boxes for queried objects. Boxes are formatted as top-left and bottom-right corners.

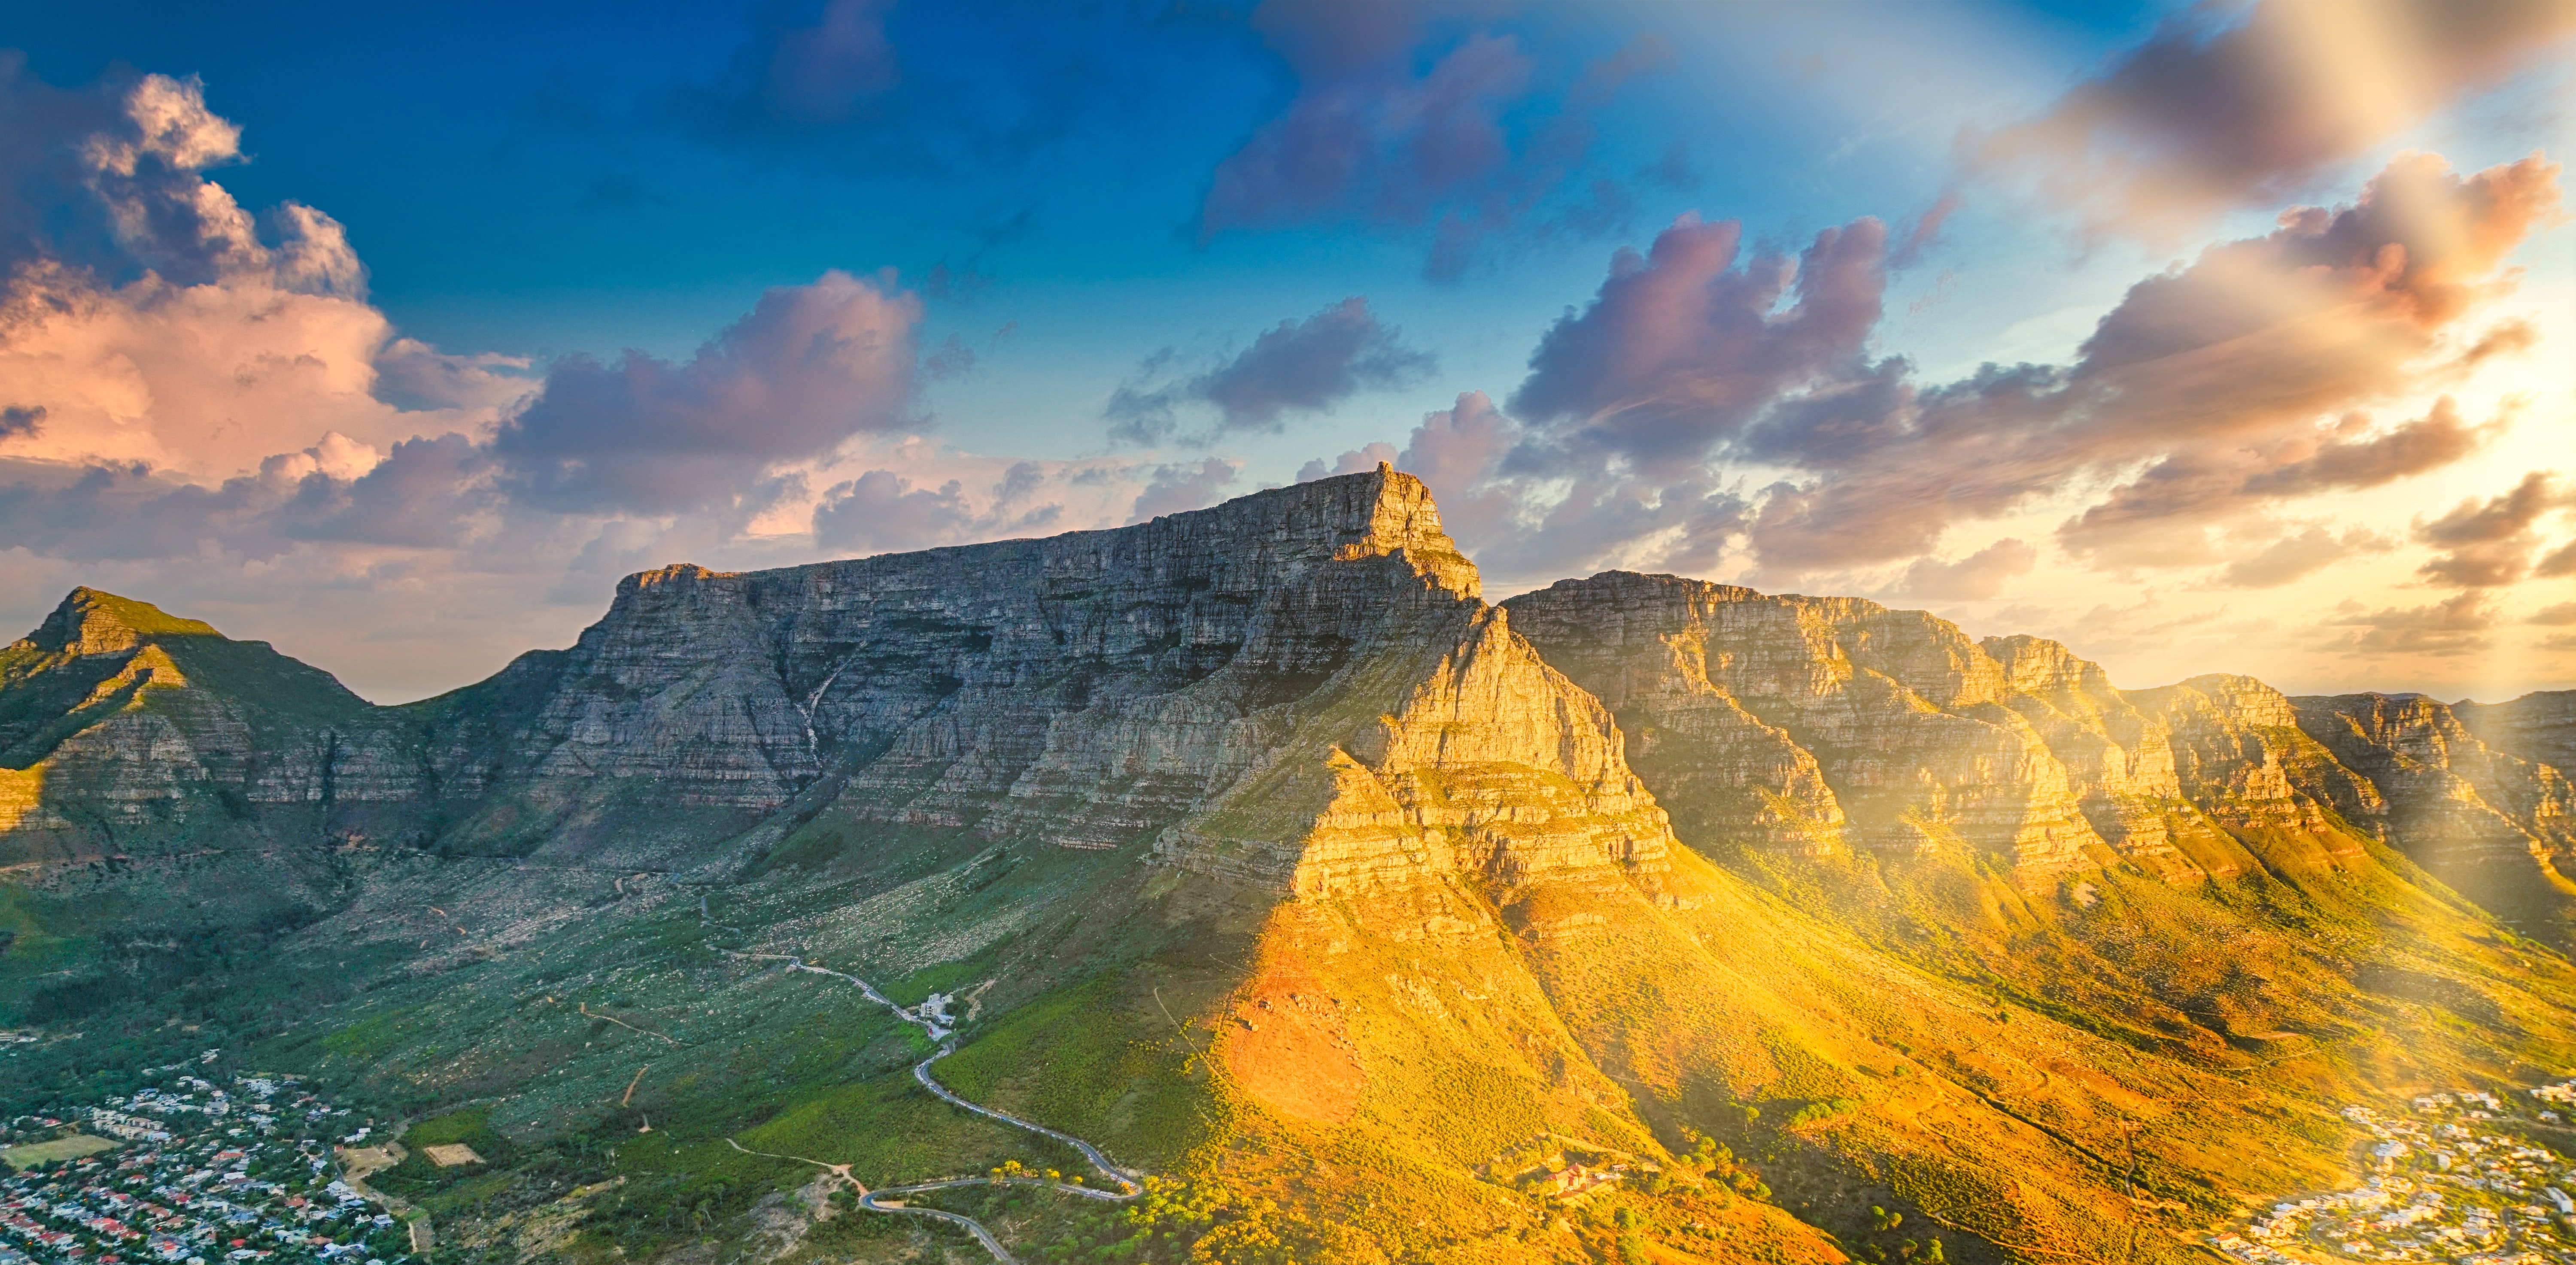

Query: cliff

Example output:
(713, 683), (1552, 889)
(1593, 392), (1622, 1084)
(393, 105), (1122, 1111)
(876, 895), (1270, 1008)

(2289, 691), (2576, 940)
(2453, 689), (2576, 777)
(0, 588), (420, 863)
(394, 467), (1666, 893)
(9, 485), (2576, 1265)
(1505, 572), (2572, 941)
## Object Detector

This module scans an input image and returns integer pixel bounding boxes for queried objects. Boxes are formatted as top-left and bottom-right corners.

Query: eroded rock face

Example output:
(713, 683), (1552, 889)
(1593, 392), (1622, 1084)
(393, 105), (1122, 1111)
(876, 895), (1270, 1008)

(2454, 690), (2576, 779)
(2288, 692), (2576, 936)
(0, 589), (420, 863)
(398, 468), (1670, 889)
(4, 487), (2563, 935)
(1507, 573), (2123, 884)
(1502, 574), (2571, 905)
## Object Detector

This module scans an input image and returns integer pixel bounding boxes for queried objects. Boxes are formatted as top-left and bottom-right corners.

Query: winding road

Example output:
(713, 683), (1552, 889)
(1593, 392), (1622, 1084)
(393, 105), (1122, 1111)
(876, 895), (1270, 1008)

(735, 954), (1141, 1264)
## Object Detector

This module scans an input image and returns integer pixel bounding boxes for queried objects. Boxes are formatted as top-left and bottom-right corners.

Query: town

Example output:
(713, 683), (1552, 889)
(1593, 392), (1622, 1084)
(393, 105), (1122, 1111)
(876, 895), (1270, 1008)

(0, 1061), (415, 1265)
(2213, 1079), (2576, 1264)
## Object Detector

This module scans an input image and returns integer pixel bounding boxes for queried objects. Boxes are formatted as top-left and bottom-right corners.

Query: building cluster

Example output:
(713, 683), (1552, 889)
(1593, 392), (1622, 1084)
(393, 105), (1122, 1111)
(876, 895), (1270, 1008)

(2211, 1079), (2576, 1264)
(0, 1069), (410, 1265)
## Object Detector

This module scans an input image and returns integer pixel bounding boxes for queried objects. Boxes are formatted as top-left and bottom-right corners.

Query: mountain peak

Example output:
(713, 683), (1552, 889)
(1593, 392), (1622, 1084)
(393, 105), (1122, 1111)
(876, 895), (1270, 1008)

(24, 588), (222, 657)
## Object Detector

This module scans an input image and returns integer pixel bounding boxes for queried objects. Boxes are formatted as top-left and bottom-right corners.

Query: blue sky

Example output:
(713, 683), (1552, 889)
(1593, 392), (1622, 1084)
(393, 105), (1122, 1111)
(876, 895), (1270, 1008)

(0, 0), (2569, 701)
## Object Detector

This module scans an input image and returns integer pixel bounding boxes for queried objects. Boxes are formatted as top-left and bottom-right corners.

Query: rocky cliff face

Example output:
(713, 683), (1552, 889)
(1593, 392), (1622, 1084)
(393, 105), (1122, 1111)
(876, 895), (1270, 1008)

(398, 467), (1668, 892)
(0, 588), (419, 863)
(1504, 573), (2194, 886)
(2453, 689), (2576, 777)
(2288, 691), (2576, 938)
(4, 489), (2564, 937)
(1505, 572), (2566, 932)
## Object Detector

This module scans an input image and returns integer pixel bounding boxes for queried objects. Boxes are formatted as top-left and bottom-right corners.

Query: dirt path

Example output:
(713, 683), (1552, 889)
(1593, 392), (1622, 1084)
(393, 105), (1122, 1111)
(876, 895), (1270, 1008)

(731, 953), (1140, 1265)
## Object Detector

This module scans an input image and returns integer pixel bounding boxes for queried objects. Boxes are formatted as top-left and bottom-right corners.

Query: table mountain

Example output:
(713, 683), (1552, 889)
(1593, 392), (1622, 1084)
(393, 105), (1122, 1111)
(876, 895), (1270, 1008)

(3, 469), (2571, 1265)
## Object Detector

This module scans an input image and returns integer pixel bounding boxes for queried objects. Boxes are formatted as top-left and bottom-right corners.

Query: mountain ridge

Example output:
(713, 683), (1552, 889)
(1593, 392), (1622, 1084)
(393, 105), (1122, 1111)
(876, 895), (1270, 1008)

(3, 468), (2572, 1265)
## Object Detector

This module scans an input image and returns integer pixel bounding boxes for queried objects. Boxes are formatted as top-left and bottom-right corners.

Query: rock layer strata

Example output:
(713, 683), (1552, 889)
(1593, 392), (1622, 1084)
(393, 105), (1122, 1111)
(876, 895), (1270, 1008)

(2, 485), (2567, 937)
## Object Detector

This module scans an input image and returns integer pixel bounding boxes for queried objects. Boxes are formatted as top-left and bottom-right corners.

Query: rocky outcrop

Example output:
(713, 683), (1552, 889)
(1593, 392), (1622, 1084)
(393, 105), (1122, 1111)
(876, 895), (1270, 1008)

(2289, 691), (2576, 936)
(1506, 573), (2131, 885)
(1501, 574), (2574, 906)
(2453, 689), (2576, 779)
(397, 467), (1670, 887)
(1155, 601), (1672, 895)
(0, 589), (421, 863)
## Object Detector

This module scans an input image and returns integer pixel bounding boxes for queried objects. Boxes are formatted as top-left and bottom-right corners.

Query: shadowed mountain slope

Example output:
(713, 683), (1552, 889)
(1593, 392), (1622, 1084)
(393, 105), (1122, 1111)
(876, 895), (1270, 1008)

(3, 479), (2572, 1265)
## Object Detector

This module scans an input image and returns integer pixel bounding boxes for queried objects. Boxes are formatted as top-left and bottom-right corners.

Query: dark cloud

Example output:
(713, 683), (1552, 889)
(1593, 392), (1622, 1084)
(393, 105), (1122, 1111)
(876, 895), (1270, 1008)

(1128, 456), (1241, 523)
(0, 61), (358, 295)
(1106, 297), (1433, 443)
(810, 460), (1062, 555)
(2214, 525), (2394, 589)
(271, 434), (495, 549)
(2539, 539), (2576, 579)
(1200, 5), (1672, 280)
(2528, 601), (2576, 627)
(2324, 592), (2497, 657)
(2413, 470), (2573, 587)
(1299, 391), (1751, 593)
(1893, 538), (2036, 601)
(2243, 399), (2493, 494)
(2060, 399), (2498, 568)
(658, 0), (1229, 179)
(1198, 298), (1434, 427)
(1966, 0), (2576, 240)
(0, 433), (493, 562)
(1511, 215), (1886, 471)
(1460, 152), (2552, 583)
(493, 270), (923, 514)
(0, 405), (43, 440)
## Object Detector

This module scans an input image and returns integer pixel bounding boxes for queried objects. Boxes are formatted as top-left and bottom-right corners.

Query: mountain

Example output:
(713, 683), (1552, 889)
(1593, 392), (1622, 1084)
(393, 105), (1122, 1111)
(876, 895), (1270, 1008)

(3, 468), (2570, 1265)
(2454, 688), (2576, 779)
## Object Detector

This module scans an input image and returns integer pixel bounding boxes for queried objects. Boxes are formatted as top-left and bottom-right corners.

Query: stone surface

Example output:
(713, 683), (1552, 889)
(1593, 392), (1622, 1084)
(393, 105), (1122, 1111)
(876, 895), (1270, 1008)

(1507, 573), (2123, 885)
(2289, 691), (2576, 937)
(2453, 689), (2576, 778)
(0, 588), (421, 863)
(1506, 572), (2570, 928)
(3, 488), (2567, 939)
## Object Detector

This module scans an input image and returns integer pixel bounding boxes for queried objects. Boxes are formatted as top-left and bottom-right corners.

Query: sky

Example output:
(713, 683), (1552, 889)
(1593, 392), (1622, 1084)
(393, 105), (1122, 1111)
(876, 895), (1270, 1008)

(0, 0), (2569, 704)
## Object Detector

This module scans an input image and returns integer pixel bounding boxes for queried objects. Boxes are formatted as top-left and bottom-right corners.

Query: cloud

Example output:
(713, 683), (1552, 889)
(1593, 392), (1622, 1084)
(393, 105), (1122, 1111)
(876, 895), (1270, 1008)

(1200, 6), (1671, 279)
(2527, 601), (2576, 627)
(0, 405), (42, 439)
(0, 429), (493, 563)
(1965, 0), (2576, 241)
(0, 70), (500, 482)
(656, 0), (1227, 180)
(810, 459), (1065, 555)
(1296, 442), (1397, 483)
(2214, 525), (2395, 589)
(1106, 297), (1432, 443)
(2539, 539), (2576, 579)
(1128, 456), (1241, 523)
(1893, 537), (2037, 601)
(1298, 391), (1751, 594)
(1762, 153), (2554, 573)
(1511, 214), (1886, 471)
(2324, 591), (2497, 656)
(2059, 397), (2501, 568)
(1436, 150), (2552, 587)
(492, 270), (923, 513)
(2412, 470), (2573, 587)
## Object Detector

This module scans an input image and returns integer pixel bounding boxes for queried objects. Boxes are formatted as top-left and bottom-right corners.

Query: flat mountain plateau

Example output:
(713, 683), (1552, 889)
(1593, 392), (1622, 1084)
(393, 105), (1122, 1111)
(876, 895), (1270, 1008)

(4, 468), (2573, 1265)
